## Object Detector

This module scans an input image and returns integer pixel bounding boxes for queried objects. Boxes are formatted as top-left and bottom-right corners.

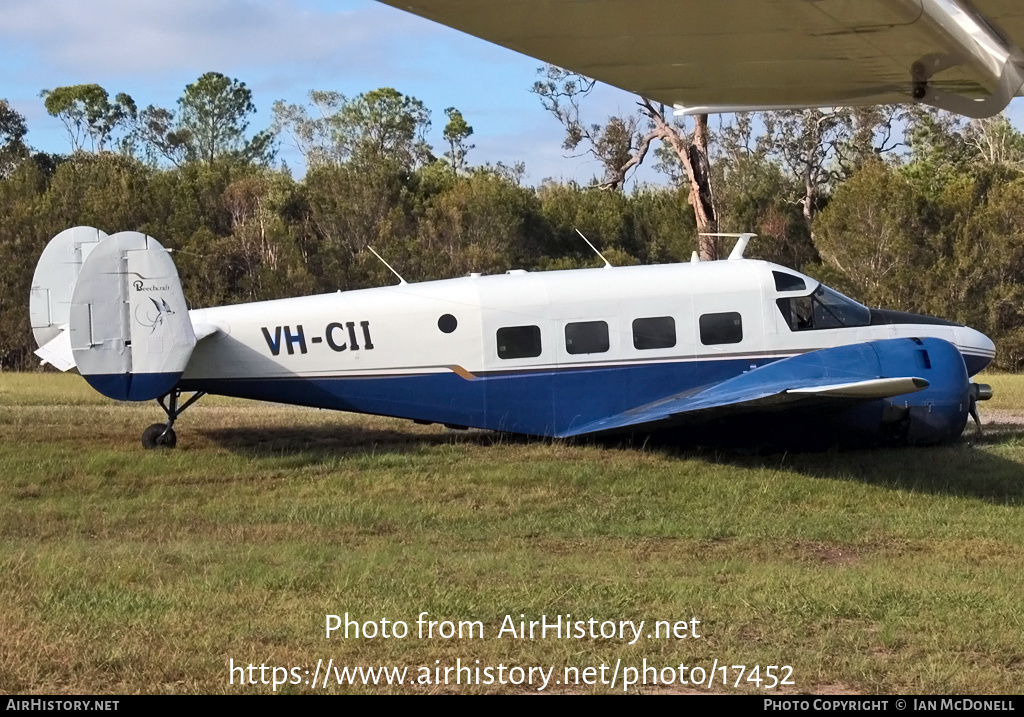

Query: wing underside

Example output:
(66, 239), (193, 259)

(378, 0), (1024, 118)
(559, 343), (932, 437)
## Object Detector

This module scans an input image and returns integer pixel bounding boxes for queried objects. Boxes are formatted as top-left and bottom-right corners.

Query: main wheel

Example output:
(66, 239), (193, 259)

(142, 423), (177, 449)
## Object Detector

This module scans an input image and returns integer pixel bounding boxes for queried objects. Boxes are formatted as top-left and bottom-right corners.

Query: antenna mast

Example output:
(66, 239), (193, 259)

(366, 246), (407, 285)
(699, 232), (758, 260)
(575, 228), (612, 269)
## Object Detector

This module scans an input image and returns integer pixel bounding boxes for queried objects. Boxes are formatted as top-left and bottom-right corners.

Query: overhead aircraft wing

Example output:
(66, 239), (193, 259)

(559, 340), (935, 437)
(377, 0), (1024, 118)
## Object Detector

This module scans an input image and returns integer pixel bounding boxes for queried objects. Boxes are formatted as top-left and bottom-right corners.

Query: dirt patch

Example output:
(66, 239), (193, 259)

(981, 409), (1024, 427)
(790, 541), (860, 565)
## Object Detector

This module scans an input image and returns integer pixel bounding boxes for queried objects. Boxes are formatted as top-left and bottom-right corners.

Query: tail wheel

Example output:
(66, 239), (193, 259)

(142, 388), (205, 449)
(142, 423), (177, 449)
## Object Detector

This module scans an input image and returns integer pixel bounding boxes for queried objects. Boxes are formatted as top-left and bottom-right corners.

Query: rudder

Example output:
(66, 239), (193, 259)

(69, 231), (196, 401)
(30, 226), (109, 370)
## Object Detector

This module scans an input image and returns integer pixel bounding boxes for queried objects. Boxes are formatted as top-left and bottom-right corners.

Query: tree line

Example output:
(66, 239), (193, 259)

(1, 71), (1024, 370)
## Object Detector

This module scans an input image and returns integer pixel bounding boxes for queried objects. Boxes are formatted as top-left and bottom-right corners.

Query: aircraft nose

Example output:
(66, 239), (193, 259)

(955, 326), (996, 376)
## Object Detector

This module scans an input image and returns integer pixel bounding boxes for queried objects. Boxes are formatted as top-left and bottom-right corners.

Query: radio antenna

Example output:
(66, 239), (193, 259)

(366, 246), (407, 285)
(699, 232), (757, 261)
(575, 228), (612, 269)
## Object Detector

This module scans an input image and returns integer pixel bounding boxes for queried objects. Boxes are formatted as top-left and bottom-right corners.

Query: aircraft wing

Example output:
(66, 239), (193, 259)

(377, 0), (1024, 118)
(560, 342), (931, 437)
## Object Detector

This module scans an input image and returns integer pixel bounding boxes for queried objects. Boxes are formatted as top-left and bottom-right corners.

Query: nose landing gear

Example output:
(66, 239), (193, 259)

(141, 389), (206, 449)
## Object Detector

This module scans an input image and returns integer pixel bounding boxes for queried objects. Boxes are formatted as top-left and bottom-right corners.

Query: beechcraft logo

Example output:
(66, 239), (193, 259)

(135, 297), (175, 334)
(133, 280), (171, 292)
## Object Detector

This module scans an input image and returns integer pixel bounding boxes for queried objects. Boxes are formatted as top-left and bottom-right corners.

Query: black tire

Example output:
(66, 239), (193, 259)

(142, 423), (177, 449)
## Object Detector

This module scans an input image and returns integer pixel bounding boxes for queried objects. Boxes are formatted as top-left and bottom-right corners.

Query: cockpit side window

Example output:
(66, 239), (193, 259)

(776, 285), (870, 331)
(773, 271), (806, 292)
(777, 294), (814, 330)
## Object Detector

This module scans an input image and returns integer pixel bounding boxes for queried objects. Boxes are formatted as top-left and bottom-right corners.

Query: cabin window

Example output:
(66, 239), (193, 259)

(699, 312), (743, 345)
(773, 271), (806, 292)
(438, 314), (458, 333)
(497, 325), (542, 359)
(633, 316), (676, 350)
(776, 285), (871, 331)
(565, 321), (609, 355)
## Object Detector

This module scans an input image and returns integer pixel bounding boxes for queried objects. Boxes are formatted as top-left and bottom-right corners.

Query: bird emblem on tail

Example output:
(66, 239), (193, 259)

(136, 296), (175, 334)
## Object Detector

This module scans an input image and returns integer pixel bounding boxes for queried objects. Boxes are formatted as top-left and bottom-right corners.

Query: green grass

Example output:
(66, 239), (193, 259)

(2, 372), (1024, 694)
(981, 372), (1024, 411)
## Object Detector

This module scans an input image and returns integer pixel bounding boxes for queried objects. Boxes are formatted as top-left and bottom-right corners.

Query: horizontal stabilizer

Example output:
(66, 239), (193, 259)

(34, 328), (75, 372)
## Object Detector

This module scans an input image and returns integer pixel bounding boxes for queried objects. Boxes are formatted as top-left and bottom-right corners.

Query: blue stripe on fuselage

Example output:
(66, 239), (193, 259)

(178, 357), (776, 437)
(177, 343), (986, 438)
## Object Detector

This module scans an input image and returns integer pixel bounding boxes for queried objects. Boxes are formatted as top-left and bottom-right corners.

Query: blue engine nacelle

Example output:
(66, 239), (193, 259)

(642, 337), (974, 450)
(832, 337), (970, 446)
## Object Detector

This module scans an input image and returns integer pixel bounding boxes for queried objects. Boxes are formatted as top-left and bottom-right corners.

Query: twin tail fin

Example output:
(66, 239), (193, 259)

(30, 227), (197, 401)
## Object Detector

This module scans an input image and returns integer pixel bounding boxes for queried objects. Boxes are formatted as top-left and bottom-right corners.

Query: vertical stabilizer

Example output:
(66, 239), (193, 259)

(30, 226), (109, 351)
(69, 231), (196, 401)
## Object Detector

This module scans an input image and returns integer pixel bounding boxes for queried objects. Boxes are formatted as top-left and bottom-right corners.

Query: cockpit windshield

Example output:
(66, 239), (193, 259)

(776, 285), (871, 331)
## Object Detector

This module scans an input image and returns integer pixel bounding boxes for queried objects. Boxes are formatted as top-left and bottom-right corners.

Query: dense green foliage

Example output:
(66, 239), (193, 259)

(3, 77), (1024, 370)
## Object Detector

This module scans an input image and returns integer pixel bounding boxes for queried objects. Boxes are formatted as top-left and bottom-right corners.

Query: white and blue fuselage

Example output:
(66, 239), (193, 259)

(179, 259), (995, 438)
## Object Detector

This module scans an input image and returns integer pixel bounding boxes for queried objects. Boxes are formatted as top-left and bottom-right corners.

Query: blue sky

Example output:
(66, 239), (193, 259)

(0, 0), (661, 185)
(3, 0), (1023, 186)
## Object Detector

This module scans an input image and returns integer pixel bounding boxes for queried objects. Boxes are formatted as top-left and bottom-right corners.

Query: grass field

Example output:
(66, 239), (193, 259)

(1, 372), (1023, 694)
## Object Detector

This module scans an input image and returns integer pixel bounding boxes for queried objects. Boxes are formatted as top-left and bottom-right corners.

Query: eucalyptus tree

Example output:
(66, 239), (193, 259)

(0, 100), (29, 178)
(753, 106), (903, 237)
(274, 88), (433, 171)
(177, 72), (274, 166)
(532, 65), (720, 259)
(442, 107), (474, 173)
(132, 105), (191, 167)
(40, 84), (137, 153)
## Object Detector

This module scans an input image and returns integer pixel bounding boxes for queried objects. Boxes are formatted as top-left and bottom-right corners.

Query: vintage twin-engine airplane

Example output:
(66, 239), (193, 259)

(27, 2), (1021, 448)
(30, 227), (994, 448)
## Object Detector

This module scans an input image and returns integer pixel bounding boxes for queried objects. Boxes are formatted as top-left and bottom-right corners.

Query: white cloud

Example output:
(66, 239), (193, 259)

(0, 0), (673, 186)
(0, 0), (429, 80)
